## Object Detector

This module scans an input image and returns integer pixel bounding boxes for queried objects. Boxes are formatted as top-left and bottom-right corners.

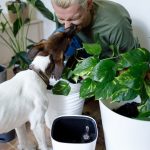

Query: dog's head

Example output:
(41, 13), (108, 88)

(28, 25), (77, 80)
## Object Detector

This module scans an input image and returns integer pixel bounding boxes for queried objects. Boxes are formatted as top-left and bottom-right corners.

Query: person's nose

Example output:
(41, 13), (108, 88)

(64, 21), (72, 29)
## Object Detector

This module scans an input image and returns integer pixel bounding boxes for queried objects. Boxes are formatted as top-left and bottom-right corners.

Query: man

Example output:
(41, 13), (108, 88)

(51, 0), (140, 58)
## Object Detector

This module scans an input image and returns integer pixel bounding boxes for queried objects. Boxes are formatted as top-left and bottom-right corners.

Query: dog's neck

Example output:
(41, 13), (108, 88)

(29, 66), (51, 89)
(29, 55), (52, 89)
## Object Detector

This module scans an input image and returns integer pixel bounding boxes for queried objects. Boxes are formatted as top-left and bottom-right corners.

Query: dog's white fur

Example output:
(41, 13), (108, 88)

(0, 55), (52, 150)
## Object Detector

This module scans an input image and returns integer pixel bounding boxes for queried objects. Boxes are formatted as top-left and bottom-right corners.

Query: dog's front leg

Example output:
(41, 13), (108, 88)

(32, 123), (49, 150)
(16, 124), (36, 150)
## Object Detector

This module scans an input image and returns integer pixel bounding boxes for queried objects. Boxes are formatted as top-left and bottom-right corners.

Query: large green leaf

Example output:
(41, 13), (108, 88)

(116, 63), (149, 90)
(27, 0), (54, 21)
(73, 57), (99, 77)
(83, 43), (102, 56)
(95, 81), (116, 100)
(91, 59), (116, 82)
(117, 48), (150, 70)
(13, 17), (30, 36)
(95, 80), (138, 101)
(0, 22), (7, 32)
(8, 52), (31, 69)
(80, 78), (97, 99)
(52, 80), (71, 96)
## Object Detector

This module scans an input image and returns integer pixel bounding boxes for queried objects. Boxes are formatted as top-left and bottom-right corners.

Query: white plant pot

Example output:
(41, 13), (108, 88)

(51, 115), (98, 150)
(99, 100), (150, 150)
(45, 79), (85, 129)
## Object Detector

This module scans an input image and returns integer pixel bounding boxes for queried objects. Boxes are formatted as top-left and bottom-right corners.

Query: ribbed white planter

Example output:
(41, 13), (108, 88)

(45, 79), (85, 129)
(99, 100), (150, 150)
(51, 115), (98, 150)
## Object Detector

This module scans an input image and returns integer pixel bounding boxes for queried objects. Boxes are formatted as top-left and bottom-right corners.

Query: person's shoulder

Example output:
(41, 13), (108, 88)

(93, 0), (131, 24)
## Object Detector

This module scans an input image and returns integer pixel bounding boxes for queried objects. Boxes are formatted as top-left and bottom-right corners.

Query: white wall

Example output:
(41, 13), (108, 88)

(112, 0), (150, 49)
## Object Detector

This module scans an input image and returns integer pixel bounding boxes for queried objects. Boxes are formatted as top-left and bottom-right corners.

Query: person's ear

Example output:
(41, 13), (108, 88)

(87, 0), (93, 9)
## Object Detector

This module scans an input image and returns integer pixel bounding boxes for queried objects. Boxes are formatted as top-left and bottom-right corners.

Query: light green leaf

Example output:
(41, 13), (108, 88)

(91, 59), (116, 82)
(83, 43), (102, 56)
(80, 78), (97, 99)
(52, 80), (71, 96)
(73, 57), (99, 77)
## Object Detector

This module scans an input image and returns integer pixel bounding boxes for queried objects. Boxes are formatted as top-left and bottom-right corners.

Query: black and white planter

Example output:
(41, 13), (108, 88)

(45, 79), (85, 129)
(99, 98), (150, 150)
(51, 115), (98, 150)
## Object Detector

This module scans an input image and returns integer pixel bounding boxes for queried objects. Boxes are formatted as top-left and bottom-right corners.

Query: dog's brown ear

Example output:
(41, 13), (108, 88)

(28, 40), (47, 60)
(53, 62), (64, 80)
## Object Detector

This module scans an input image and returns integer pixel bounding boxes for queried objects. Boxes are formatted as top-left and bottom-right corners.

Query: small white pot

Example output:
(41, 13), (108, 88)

(99, 100), (150, 150)
(45, 79), (85, 128)
(51, 115), (98, 150)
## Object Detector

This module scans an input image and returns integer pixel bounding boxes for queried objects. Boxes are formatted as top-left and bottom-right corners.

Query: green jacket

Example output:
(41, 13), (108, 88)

(56, 0), (140, 57)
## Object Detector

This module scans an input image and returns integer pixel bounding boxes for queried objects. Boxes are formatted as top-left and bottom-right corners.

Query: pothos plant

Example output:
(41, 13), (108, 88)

(0, 0), (54, 71)
(53, 42), (150, 120)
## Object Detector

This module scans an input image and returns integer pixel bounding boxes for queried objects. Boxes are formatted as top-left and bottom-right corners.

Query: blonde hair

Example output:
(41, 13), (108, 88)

(51, 0), (87, 8)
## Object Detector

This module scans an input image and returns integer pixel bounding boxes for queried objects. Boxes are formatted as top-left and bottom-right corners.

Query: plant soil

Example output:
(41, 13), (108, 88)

(113, 102), (139, 118)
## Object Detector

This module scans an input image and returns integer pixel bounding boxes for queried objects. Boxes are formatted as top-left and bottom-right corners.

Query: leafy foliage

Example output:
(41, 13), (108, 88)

(71, 44), (150, 119)
(0, 0), (54, 70)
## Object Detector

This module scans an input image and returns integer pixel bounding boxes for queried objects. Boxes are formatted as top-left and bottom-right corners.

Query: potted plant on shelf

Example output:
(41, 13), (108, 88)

(66, 43), (150, 150)
(0, 0), (54, 73)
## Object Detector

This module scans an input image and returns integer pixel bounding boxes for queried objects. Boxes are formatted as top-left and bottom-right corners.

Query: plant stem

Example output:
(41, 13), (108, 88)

(2, 13), (19, 53)
(0, 34), (17, 53)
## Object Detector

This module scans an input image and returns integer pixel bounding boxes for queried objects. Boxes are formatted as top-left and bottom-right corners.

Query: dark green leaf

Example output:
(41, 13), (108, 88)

(52, 80), (71, 96)
(13, 18), (23, 36)
(27, 0), (54, 21)
(80, 78), (97, 99)
(83, 43), (102, 56)
(117, 48), (150, 70)
(18, 51), (31, 65)
(0, 22), (7, 32)
(8, 52), (31, 69)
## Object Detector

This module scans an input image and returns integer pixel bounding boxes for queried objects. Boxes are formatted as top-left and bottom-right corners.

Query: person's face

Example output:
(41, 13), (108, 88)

(52, 1), (92, 31)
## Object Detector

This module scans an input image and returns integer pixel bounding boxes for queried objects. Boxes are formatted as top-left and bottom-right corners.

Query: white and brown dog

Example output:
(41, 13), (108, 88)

(0, 25), (76, 150)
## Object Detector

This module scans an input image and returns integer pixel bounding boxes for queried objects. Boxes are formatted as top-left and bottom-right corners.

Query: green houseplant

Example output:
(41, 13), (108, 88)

(0, 0), (54, 71)
(59, 43), (150, 119)
(65, 44), (150, 150)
